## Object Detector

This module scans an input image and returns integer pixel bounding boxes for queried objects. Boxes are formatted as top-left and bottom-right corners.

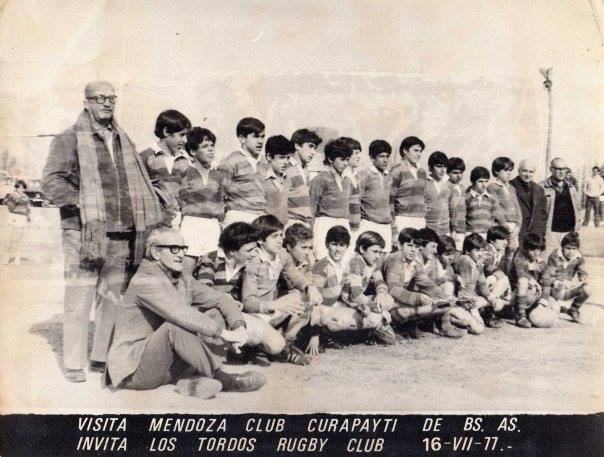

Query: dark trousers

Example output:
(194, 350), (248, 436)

(62, 229), (135, 370)
(584, 196), (600, 226)
(123, 322), (223, 390)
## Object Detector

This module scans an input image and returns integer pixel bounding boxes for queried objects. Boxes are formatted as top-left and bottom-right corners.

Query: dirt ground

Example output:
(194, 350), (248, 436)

(0, 208), (602, 414)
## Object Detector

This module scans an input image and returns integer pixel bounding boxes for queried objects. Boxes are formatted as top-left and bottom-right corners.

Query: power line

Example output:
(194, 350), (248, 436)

(0, 134), (57, 139)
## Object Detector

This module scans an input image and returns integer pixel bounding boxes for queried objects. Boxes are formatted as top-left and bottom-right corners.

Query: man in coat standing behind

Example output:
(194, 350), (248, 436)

(42, 81), (163, 383)
(509, 159), (547, 246)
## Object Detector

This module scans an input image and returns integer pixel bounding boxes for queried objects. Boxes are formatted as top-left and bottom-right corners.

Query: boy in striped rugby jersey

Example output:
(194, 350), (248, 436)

(487, 157), (523, 249)
(416, 228), (456, 298)
(342, 137), (363, 236)
(263, 135), (294, 226)
(447, 157), (467, 250)
(481, 225), (514, 328)
(510, 233), (553, 328)
(283, 223), (315, 281)
(139, 110), (192, 227)
(218, 117), (267, 226)
(424, 151), (452, 237)
(179, 127), (224, 274)
(287, 129), (322, 226)
(455, 233), (508, 331)
(358, 139), (395, 253)
(309, 138), (354, 259)
(465, 166), (505, 238)
(545, 232), (590, 323)
(390, 136), (427, 234)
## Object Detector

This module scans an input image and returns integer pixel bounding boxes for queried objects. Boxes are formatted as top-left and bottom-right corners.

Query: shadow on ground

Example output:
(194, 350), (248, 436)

(29, 315), (94, 372)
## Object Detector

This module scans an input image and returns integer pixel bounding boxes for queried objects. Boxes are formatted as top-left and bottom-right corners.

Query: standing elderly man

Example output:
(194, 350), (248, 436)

(583, 166), (604, 227)
(509, 159), (547, 245)
(106, 227), (266, 397)
(541, 157), (581, 253)
(42, 81), (163, 383)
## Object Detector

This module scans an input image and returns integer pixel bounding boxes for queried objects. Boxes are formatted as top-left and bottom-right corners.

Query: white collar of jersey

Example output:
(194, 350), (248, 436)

(369, 164), (389, 176)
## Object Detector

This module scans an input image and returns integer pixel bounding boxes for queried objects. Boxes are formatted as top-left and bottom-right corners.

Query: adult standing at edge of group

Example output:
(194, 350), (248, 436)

(509, 159), (547, 245)
(42, 81), (163, 383)
(541, 157), (581, 254)
(583, 165), (604, 227)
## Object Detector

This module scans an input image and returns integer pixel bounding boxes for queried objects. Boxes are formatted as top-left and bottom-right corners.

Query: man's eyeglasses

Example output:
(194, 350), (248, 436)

(551, 167), (567, 171)
(155, 245), (188, 255)
(87, 95), (117, 104)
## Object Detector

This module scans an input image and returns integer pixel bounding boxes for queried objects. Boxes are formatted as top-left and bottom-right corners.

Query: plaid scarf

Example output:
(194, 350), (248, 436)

(74, 110), (163, 265)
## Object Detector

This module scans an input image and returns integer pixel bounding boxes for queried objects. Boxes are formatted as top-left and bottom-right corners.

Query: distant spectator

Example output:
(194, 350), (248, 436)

(3, 179), (31, 265)
(565, 168), (578, 189)
(583, 166), (604, 227)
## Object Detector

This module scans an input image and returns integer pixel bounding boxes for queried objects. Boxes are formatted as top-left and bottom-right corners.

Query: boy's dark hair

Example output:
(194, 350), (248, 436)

(561, 231), (581, 249)
(185, 127), (216, 153)
(251, 214), (284, 242)
(368, 139), (392, 159)
(154, 110), (191, 139)
(219, 222), (259, 253)
(522, 233), (545, 251)
(492, 156), (515, 175)
(325, 225), (351, 246)
(470, 166), (490, 184)
(398, 227), (420, 246)
(593, 166), (601, 171)
(487, 225), (510, 243)
(447, 157), (466, 173)
(428, 151), (448, 169)
(14, 179), (27, 189)
(236, 117), (265, 137)
(323, 137), (353, 165)
(355, 231), (385, 253)
(291, 128), (322, 147)
(416, 227), (440, 247)
(463, 233), (486, 253)
(399, 136), (425, 157)
(438, 236), (457, 256)
(284, 223), (313, 249)
(341, 137), (362, 152)
(265, 135), (295, 159)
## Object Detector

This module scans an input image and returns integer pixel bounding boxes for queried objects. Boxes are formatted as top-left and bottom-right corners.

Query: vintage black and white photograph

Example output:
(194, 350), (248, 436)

(0, 0), (602, 438)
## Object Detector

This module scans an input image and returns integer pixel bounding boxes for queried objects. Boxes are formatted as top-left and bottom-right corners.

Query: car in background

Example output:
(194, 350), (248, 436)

(24, 189), (47, 207)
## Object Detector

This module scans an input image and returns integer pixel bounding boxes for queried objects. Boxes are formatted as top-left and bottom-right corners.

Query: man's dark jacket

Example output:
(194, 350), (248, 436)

(510, 175), (547, 244)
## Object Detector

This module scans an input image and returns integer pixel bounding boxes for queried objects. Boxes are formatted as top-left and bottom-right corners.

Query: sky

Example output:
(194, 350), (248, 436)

(0, 0), (602, 181)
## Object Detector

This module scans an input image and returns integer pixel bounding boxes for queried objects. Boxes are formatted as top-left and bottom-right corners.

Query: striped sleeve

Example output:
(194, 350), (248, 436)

(371, 264), (388, 295)
(348, 179), (361, 230)
(240, 258), (271, 314)
(382, 254), (420, 306)
(309, 174), (324, 219)
(345, 256), (370, 308)
(287, 167), (312, 223)
(449, 184), (466, 233)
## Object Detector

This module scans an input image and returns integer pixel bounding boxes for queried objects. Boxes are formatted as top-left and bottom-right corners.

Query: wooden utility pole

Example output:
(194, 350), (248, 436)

(540, 68), (553, 175)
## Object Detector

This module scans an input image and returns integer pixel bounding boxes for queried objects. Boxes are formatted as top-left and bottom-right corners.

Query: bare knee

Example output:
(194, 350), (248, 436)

(262, 326), (286, 355)
(363, 312), (382, 329)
